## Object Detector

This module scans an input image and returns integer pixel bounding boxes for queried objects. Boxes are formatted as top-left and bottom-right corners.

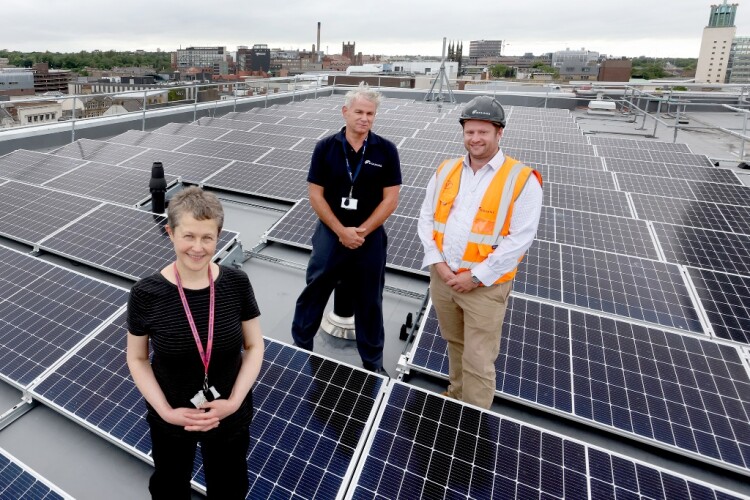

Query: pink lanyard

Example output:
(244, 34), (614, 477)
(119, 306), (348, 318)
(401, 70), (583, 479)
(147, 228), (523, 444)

(173, 263), (215, 379)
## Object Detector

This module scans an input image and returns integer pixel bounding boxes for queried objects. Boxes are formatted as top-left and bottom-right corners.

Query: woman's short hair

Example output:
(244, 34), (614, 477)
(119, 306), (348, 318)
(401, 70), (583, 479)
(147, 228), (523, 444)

(344, 81), (382, 110)
(167, 186), (224, 232)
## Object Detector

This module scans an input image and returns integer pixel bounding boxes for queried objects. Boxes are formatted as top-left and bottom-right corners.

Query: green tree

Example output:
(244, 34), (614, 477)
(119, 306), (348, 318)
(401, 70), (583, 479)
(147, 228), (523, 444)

(531, 62), (559, 79)
(490, 64), (515, 78)
(632, 63), (667, 80)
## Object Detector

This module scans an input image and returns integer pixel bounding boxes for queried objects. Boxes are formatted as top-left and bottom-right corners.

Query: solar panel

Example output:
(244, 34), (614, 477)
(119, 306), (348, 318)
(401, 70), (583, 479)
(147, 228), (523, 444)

(409, 297), (571, 413)
(216, 130), (304, 149)
(532, 163), (616, 190)
(0, 447), (70, 499)
(38, 204), (238, 281)
(413, 129), (461, 142)
(543, 141), (596, 156)
(202, 162), (304, 202)
(617, 172), (697, 200)
(349, 382), (746, 499)
(30, 311), (153, 459)
(561, 245), (704, 333)
(599, 146), (714, 168)
(648, 150), (715, 168)
(400, 164), (434, 189)
(42, 162), (178, 206)
(631, 193), (735, 233)
(604, 157), (741, 184)
(509, 131), (590, 144)
(397, 149), (445, 168)
(245, 168), (309, 203)
(224, 111), (284, 124)
(398, 137), (466, 157)
(408, 297), (750, 475)
(122, 149), (231, 183)
(544, 183), (632, 217)
(0, 244), (128, 388)
(687, 267), (750, 345)
(291, 138), (320, 153)
(514, 240), (563, 301)
(107, 130), (192, 151)
(546, 207), (660, 260)
(173, 138), (227, 157)
(253, 123), (328, 139)
(653, 223), (750, 277)
(570, 311), (750, 474)
(52, 138), (109, 159)
(690, 180), (750, 207)
(499, 137), (547, 152)
(237, 341), (387, 498)
(545, 152), (604, 170)
(720, 203), (750, 235)
(33, 332), (387, 499)
(503, 148), (546, 165)
(373, 125), (417, 140)
(0, 181), (101, 245)
(174, 139), (272, 164)
(396, 185), (425, 219)
(255, 148), (311, 170)
(195, 116), (259, 131)
(54, 140), (145, 165)
(589, 136), (693, 153)
(154, 122), (231, 140)
(0, 150), (87, 184)
(265, 202), (427, 276)
(536, 206), (556, 243)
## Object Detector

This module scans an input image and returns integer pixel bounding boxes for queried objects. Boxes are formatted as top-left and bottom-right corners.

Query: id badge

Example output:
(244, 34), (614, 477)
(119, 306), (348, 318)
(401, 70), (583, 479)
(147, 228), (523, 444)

(190, 386), (220, 408)
(341, 197), (358, 210)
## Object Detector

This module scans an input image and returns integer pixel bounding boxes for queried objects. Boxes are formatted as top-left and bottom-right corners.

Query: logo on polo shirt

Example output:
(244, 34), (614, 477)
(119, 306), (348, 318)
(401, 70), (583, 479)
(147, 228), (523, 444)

(365, 160), (382, 168)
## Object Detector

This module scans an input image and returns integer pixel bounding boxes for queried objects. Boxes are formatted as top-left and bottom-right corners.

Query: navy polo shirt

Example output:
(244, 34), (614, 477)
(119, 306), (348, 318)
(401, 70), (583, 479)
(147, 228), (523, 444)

(308, 127), (402, 228)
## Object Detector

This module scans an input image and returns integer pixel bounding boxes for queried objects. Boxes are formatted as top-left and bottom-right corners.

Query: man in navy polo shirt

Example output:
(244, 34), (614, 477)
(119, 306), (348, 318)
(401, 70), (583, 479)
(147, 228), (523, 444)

(291, 83), (401, 374)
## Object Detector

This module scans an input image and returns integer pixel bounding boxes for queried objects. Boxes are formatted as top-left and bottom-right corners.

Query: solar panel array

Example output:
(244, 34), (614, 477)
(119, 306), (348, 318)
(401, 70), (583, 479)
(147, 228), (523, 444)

(0, 244), (128, 388)
(31, 321), (388, 498)
(348, 383), (746, 500)
(0, 448), (71, 499)
(2, 94), (749, 496)
(411, 298), (750, 474)
(0, 181), (237, 281)
(250, 98), (748, 343)
(318, 100), (750, 479)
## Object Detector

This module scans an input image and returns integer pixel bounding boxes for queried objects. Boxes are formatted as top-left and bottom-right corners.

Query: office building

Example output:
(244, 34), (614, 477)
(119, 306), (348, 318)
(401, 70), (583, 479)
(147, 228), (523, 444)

(695, 1), (738, 83)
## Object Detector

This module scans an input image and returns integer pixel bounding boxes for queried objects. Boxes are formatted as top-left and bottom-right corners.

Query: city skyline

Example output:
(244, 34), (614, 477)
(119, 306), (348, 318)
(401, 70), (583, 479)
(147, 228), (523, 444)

(4, 0), (744, 58)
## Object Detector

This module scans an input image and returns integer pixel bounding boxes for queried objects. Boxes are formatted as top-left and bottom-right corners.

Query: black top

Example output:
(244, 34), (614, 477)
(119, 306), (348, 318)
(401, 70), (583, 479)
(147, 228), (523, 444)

(308, 128), (402, 227)
(127, 265), (260, 436)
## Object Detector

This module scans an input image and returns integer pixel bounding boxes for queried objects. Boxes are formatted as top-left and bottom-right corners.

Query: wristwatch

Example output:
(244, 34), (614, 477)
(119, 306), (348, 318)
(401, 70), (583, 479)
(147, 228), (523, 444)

(470, 274), (481, 285)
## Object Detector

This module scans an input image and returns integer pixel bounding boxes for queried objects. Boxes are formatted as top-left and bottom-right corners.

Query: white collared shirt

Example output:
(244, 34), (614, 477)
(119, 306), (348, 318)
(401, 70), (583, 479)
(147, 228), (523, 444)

(417, 148), (543, 285)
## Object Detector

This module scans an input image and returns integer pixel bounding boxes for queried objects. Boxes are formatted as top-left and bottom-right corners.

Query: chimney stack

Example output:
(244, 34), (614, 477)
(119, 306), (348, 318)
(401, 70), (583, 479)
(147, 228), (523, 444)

(317, 22), (321, 63)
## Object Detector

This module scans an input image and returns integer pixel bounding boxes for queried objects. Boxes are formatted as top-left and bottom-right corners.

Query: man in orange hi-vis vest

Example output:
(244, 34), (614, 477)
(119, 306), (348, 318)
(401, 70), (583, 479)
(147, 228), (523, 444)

(417, 96), (543, 409)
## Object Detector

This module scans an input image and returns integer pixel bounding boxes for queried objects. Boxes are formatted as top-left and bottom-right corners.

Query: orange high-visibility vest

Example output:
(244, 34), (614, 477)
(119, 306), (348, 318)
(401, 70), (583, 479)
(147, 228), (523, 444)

(432, 156), (542, 284)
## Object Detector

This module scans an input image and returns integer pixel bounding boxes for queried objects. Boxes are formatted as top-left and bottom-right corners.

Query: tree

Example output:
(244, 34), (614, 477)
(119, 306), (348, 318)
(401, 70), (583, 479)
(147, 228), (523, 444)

(632, 63), (667, 80)
(531, 62), (559, 79)
(490, 64), (515, 78)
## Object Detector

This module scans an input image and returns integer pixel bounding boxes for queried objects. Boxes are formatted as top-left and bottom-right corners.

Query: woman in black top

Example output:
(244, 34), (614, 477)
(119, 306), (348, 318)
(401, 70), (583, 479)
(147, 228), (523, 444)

(127, 186), (264, 499)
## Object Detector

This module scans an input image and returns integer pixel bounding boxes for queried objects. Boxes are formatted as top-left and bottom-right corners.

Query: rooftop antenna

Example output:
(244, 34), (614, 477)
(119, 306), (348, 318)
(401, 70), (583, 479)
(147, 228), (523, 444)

(425, 37), (455, 106)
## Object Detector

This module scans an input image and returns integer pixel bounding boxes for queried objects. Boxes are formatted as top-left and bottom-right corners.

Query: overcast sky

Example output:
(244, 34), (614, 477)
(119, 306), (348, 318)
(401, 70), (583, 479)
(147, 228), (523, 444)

(4, 1), (744, 58)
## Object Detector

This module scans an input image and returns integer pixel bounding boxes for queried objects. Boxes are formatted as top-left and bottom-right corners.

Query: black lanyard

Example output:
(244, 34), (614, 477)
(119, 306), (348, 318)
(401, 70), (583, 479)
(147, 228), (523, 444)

(342, 138), (367, 186)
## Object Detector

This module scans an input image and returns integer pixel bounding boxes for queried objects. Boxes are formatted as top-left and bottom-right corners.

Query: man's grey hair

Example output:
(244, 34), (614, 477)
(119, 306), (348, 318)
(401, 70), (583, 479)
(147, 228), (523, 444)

(344, 82), (382, 109)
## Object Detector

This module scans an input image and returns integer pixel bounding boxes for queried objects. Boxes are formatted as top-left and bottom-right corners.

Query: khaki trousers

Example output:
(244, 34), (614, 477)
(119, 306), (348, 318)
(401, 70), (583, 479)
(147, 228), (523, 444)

(429, 266), (512, 409)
